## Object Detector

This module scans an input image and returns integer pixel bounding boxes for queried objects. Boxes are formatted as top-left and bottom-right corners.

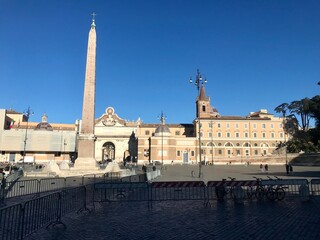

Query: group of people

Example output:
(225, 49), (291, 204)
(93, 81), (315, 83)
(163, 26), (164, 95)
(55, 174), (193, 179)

(259, 164), (269, 172)
(285, 164), (293, 175)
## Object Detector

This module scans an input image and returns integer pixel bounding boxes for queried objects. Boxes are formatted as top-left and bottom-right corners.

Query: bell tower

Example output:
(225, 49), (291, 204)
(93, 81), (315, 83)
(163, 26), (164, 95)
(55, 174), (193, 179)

(196, 85), (211, 119)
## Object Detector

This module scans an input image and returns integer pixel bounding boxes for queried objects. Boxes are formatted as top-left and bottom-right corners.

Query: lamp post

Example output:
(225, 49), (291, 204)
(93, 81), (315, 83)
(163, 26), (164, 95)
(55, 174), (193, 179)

(210, 120), (214, 165)
(189, 69), (207, 178)
(22, 107), (33, 170)
(158, 112), (166, 165)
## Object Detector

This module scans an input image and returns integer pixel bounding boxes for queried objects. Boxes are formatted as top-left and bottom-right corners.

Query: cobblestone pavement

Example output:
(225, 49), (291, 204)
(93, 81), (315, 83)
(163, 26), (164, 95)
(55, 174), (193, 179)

(25, 198), (320, 240)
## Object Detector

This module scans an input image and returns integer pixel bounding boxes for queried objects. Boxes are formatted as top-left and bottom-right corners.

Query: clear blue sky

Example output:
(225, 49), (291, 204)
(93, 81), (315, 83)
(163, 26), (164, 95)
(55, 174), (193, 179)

(0, 0), (319, 125)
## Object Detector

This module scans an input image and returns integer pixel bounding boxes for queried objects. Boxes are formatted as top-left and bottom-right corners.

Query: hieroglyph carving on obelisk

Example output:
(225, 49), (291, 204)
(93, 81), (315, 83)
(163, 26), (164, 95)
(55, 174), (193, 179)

(75, 15), (98, 169)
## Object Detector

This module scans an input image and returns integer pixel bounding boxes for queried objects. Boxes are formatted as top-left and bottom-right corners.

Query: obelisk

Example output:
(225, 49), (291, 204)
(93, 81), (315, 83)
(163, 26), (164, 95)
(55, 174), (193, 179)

(75, 15), (98, 169)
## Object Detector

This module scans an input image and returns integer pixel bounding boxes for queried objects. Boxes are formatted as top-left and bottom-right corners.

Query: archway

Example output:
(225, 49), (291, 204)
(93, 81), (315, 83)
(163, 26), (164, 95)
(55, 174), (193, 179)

(102, 142), (115, 162)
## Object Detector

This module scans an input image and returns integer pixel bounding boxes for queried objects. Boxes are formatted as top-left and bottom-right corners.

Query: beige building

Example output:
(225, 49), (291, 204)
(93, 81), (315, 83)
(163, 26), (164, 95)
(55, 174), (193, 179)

(136, 85), (286, 165)
(0, 109), (77, 163)
(0, 83), (286, 165)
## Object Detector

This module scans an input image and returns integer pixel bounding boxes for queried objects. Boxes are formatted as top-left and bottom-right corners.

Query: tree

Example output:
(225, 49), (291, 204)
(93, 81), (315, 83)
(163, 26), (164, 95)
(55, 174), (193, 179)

(288, 98), (312, 131)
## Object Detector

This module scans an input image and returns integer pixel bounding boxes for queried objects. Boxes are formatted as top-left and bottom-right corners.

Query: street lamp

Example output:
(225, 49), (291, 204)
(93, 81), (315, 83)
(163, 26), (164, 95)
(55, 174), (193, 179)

(22, 107), (34, 170)
(189, 69), (207, 178)
(158, 112), (166, 165)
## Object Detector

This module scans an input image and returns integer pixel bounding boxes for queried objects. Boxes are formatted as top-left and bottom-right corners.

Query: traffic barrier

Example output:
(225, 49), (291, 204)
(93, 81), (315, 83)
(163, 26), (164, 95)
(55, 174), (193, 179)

(260, 179), (309, 199)
(310, 179), (320, 197)
(0, 204), (22, 240)
(65, 177), (83, 188)
(150, 181), (206, 207)
(94, 182), (149, 205)
(146, 170), (161, 181)
(21, 193), (60, 238)
(82, 174), (96, 185)
(39, 178), (66, 193)
(207, 180), (257, 201)
(0, 186), (90, 240)
(4, 179), (39, 199)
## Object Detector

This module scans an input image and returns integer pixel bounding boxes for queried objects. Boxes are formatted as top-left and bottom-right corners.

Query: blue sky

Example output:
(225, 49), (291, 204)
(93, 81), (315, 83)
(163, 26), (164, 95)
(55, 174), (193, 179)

(0, 0), (319, 125)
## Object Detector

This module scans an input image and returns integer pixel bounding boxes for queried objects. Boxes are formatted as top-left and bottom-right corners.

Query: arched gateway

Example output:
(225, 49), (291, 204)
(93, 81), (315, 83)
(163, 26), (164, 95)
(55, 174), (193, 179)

(102, 142), (115, 161)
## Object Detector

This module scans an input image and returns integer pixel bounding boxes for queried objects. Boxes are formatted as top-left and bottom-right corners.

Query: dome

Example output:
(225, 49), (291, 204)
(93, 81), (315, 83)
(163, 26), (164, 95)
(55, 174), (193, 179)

(35, 122), (53, 131)
(154, 125), (171, 136)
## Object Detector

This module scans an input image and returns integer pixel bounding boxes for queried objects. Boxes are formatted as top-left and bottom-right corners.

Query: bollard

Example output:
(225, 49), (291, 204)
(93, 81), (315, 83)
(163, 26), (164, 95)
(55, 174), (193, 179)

(299, 184), (310, 202)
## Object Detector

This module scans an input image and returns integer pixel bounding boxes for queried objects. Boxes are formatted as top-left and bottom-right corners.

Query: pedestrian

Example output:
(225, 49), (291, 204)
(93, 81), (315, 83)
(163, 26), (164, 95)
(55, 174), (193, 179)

(289, 165), (293, 173)
(264, 164), (268, 172)
(285, 164), (289, 175)
(260, 164), (263, 172)
(142, 164), (147, 173)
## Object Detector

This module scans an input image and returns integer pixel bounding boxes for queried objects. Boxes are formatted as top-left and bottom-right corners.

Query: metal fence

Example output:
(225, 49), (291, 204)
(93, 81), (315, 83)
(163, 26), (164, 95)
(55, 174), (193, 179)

(0, 186), (88, 240)
(1, 177), (320, 239)
(1, 173), (147, 203)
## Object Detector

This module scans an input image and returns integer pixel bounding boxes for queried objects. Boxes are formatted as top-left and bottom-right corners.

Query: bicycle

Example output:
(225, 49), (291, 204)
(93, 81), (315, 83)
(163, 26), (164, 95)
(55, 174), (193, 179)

(253, 177), (276, 201)
(215, 177), (238, 201)
(267, 176), (287, 201)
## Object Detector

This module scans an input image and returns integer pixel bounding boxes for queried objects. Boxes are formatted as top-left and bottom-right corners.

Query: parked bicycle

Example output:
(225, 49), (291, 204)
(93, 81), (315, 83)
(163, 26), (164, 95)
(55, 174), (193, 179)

(215, 177), (238, 201)
(266, 176), (287, 201)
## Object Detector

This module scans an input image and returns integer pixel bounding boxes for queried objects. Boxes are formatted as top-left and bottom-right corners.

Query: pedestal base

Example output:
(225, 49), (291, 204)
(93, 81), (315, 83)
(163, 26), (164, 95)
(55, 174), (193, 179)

(74, 157), (99, 170)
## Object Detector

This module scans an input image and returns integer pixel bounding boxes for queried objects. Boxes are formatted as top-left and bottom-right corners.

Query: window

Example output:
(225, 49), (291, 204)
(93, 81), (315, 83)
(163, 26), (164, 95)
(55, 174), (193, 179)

(253, 132), (257, 138)
(236, 149), (240, 155)
(200, 132), (203, 137)
(210, 149), (213, 154)
(226, 123), (230, 129)
(253, 123), (257, 129)
(227, 149), (232, 155)
(218, 132), (222, 137)
(55, 152), (61, 157)
(245, 149), (249, 156)
(175, 131), (180, 135)
(218, 143), (222, 146)
(262, 123), (266, 129)
(271, 123), (274, 129)
(244, 123), (248, 129)
(177, 150), (181, 157)
(145, 130), (150, 135)
(191, 151), (195, 157)
(218, 150), (222, 155)
(280, 133), (284, 138)
(262, 133), (266, 138)
(217, 123), (221, 128)
(244, 132), (249, 138)
(271, 133), (275, 138)
(235, 132), (240, 138)
(254, 150), (258, 155)
(235, 123), (239, 129)
(209, 123), (213, 128)
(202, 105), (206, 112)
(226, 132), (231, 138)
(208, 132), (212, 138)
